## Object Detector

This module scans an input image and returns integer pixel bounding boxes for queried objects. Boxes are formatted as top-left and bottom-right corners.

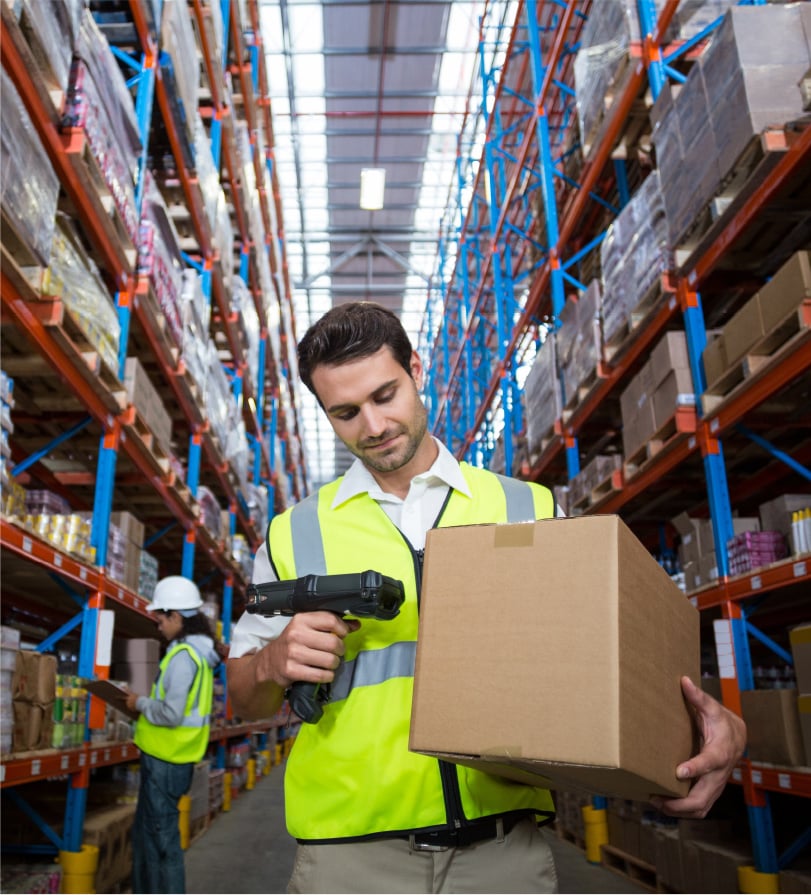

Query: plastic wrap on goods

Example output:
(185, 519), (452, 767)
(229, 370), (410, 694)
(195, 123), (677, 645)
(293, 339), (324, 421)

(0, 70), (60, 265)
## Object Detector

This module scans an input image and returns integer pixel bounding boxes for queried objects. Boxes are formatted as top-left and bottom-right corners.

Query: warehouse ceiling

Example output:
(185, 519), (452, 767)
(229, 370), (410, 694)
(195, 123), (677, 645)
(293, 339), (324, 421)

(258, 0), (507, 487)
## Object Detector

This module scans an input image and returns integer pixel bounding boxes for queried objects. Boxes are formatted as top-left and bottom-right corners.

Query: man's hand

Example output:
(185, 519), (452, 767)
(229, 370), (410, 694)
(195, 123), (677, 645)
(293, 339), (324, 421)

(227, 611), (360, 720)
(652, 676), (747, 818)
(125, 692), (140, 714)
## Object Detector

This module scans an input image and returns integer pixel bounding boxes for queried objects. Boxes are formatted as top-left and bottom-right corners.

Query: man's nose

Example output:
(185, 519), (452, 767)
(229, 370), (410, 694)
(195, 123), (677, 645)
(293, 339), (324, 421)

(360, 404), (387, 436)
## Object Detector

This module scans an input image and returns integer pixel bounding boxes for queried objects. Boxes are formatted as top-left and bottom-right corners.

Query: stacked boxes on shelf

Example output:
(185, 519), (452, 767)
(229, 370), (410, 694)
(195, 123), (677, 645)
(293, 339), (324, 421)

(11, 650), (58, 753)
(63, 12), (141, 247)
(557, 279), (603, 410)
(790, 625), (811, 767)
(702, 251), (811, 407)
(111, 638), (161, 695)
(653, 4), (811, 252)
(671, 511), (760, 592)
(521, 333), (560, 465)
(0, 626), (20, 754)
(123, 358), (173, 455)
(599, 170), (671, 353)
(619, 330), (694, 465)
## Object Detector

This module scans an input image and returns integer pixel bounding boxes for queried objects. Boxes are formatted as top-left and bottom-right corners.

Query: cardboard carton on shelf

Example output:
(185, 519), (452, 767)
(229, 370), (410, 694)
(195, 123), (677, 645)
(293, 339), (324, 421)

(740, 689), (806, 767)
(410, 515), (700, 802)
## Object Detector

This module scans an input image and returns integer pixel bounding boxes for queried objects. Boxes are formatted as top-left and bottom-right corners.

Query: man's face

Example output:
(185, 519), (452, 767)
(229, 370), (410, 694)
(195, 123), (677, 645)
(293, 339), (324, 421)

(311, 346), (429, 475)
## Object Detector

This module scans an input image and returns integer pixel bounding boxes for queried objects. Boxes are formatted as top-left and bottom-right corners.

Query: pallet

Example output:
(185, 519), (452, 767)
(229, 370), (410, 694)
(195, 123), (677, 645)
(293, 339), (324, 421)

(562, 365), (603, 416)
(702, 300), (811, 416)
(119, 405), (171, 475)
(581, 53), (639, 160)
(623, 406), (697, 480)
(600, 844), (658, 892)
(189, 813), (210, 846)
(60, 127), (139, 261)
(674, 127), (794, 274)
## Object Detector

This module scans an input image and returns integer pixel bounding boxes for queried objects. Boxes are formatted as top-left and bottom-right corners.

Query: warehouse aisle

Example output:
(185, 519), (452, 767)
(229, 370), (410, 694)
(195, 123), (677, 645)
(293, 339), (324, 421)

(185, 765), (648, 894)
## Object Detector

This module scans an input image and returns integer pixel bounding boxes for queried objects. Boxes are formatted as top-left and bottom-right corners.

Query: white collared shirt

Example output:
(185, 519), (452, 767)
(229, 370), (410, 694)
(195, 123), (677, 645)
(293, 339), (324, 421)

(229, 438), (470, 656)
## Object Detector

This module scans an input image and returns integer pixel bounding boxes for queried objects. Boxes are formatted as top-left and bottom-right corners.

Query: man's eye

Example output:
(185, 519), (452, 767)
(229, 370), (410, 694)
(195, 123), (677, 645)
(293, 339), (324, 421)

(376, 391), (395, 404)
(336, 409), (358, 421)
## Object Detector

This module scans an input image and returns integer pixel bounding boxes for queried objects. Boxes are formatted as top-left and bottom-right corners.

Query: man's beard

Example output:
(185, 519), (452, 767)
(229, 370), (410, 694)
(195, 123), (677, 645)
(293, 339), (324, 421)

(349, 410), (428, 474)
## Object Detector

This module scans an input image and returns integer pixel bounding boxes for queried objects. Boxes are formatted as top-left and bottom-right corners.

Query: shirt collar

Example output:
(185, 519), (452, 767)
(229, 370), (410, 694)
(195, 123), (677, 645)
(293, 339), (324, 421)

(332, 437), (471, 507)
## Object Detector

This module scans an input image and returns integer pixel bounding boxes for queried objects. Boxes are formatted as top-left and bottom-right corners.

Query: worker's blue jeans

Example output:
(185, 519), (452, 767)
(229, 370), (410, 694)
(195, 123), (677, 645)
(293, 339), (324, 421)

(132, 752), (193, 894)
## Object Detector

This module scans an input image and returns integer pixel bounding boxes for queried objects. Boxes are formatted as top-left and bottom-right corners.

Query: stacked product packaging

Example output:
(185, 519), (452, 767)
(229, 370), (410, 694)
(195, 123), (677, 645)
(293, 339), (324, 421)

(0, 68), (60, 265)
(651, 3), (811, 254)
(62, 11), (141, 247)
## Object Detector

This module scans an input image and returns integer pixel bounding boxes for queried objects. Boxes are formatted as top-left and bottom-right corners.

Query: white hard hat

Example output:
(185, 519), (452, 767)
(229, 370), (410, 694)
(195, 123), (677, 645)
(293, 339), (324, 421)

(146, 576), (203, 613)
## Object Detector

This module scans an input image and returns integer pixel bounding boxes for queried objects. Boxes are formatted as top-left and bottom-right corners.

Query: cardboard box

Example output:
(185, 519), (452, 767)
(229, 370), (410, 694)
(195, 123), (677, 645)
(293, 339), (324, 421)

(652, 366), (695, 432)
(12, 651), (57, 704)
(790, 624), (811, 693)
(123, 357), (173, 452)
(410, 515), (700, 801)
(112, 637), (161, 665)
(702, 333), (728, 388)
(723, 295), (765, 366)
(758, 251), (811, 335)
(649, 331), (690, 391)
(758, 493), (811, 541)
(741, 689), (805, 766)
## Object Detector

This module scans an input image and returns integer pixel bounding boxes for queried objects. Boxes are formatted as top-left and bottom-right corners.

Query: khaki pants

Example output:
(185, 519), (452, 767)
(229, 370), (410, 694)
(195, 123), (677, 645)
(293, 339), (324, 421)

(287, 818), (558, 894)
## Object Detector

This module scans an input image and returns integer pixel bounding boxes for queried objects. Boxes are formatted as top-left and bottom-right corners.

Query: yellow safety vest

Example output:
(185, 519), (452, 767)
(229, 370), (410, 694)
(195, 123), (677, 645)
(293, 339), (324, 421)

(134, 642), (213, 764)
(267, 462), (556, 841)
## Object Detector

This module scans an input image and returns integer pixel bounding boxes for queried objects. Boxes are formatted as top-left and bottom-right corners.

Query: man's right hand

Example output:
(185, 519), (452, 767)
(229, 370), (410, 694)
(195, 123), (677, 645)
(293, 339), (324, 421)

(227, 612), (360, 720)
(255, 610), (361, 689)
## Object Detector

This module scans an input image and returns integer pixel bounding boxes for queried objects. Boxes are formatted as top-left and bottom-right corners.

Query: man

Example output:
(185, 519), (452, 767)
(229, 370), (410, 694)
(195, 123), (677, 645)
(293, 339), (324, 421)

(228, 301), (746, 894)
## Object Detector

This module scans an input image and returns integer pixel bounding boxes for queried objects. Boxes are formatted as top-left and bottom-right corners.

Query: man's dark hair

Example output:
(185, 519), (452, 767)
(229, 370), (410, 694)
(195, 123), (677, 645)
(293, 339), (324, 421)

(297, 301), (414, 396)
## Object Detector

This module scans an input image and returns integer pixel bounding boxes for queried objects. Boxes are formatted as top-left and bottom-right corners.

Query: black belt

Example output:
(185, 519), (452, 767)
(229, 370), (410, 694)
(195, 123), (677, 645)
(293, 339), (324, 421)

(405, 815), (521, 851)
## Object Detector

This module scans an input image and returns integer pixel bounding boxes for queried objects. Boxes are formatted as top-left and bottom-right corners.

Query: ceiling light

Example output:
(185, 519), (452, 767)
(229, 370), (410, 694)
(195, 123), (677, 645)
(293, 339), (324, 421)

(360, 168), (386, 210)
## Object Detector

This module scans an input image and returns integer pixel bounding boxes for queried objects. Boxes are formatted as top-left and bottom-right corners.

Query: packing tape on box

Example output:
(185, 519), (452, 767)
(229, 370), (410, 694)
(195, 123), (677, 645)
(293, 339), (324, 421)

(494, 523), (535, 548)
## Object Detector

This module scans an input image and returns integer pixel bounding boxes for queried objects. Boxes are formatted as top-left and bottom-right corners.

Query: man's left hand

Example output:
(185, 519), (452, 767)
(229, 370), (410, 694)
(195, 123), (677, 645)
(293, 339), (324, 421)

(652, 676), (746, 818)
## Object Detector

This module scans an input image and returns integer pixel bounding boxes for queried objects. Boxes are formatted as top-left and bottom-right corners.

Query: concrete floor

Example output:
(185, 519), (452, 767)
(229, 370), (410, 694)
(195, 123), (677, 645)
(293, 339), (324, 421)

(185, 764), (648, 894)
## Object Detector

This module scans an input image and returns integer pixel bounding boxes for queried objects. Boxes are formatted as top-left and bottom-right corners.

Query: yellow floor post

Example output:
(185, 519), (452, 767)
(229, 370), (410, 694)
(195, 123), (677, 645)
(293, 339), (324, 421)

(738, 865), (779, 893)
(58, 844), (99, 894)
(223, 771), (232, 812)
(581, 805), (608, 865)
(246, 757), (256, 791)
(178, 794), (191, 849)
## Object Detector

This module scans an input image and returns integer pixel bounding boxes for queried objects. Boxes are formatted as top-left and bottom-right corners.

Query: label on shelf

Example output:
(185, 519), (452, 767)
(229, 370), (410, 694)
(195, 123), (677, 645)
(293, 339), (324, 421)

(54, 553), (62, 567)
(778, 773), (791, 789)
(31, 760), (40, 776)
(22, 536), (32, 553)
(794, 561), (807, 578)
(752, 770), (763, 785)
(751, 575), (762, 590)
(61, 755), (69, 771)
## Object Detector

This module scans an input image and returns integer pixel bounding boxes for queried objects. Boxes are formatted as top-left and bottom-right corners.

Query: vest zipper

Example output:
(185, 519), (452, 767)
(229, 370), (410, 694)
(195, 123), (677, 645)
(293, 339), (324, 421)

(398, 531), (467, 834)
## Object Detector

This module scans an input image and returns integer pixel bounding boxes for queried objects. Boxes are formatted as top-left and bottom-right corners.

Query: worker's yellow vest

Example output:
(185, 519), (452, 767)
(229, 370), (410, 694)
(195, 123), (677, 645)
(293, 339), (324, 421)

(134, 642), (213, 764)
(268, 462), (556, 841)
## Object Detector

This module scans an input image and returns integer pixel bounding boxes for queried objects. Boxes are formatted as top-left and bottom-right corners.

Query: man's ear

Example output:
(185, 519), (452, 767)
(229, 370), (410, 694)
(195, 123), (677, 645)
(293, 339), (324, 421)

(410, 351), (424, 390)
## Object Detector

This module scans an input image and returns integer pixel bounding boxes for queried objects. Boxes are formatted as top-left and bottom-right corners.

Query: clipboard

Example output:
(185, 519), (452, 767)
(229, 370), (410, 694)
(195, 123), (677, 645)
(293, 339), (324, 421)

(83, 679), (139, 720)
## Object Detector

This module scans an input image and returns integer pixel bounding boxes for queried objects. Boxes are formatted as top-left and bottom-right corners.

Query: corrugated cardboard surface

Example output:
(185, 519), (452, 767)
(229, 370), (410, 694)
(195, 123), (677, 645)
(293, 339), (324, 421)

(741, 689), (806, 767)
(410, 515), (699, 800)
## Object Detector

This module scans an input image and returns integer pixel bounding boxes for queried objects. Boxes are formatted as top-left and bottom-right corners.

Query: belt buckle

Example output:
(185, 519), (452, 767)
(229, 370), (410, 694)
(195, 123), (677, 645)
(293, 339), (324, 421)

(408, 835), (450, 853)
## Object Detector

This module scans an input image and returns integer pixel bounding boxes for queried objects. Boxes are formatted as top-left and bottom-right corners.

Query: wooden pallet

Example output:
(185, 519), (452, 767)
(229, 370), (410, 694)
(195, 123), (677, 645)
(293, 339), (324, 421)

(702, 300), (811, 416)
(562, 365), (603, 416)
(119, 405), (171, 475)
(624, 406), (697, 480)
(600, 844), (658, 892)
(61, 127), (139, 248)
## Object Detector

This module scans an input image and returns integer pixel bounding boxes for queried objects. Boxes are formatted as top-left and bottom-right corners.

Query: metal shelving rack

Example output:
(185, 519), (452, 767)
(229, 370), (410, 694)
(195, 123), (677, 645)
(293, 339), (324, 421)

(420, 0), (811, 880)
(0, 0), (304, 857)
